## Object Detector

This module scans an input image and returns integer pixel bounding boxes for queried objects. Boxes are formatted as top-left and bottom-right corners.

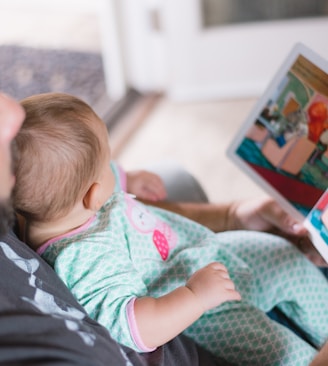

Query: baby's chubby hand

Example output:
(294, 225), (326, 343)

(126, 170), (167, 201)
(186, 262), (241, 312)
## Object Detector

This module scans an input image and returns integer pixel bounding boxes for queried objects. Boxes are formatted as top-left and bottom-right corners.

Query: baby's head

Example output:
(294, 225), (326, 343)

(13, 92), (114, 223)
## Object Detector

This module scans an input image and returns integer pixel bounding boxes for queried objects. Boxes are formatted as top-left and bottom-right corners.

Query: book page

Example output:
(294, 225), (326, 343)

(227, 43), (328, 262)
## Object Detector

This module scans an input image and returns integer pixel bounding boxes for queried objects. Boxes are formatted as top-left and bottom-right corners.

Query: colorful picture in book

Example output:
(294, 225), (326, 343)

(307, 189), (328, 246)
(236, 55), (328, 217)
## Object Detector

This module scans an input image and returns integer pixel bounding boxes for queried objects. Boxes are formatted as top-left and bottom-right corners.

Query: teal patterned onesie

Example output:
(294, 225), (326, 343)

(38, 164), (328, 366)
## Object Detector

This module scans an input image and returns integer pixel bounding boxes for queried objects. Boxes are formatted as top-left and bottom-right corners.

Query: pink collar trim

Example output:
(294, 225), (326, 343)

(37, 215), (96, 255)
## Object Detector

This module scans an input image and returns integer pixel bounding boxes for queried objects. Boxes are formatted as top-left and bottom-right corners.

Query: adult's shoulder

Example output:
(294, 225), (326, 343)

(0, 231), (126, 365)
(0, 231), (227, 366)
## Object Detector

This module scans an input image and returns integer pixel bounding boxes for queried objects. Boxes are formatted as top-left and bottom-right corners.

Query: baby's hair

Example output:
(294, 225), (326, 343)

(13, 92), (104, 222)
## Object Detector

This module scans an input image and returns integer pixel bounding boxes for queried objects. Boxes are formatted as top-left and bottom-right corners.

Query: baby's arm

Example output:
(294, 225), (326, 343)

(110, 161), (166, 201)
(134, 262), (241, 349)
(126, 170), (167, 201)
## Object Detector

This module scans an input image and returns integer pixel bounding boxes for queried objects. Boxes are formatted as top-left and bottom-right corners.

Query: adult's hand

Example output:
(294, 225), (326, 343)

(230, 197), (327, 267)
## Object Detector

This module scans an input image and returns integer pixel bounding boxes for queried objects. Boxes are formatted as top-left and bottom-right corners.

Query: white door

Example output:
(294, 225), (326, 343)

(161, 0), (328, 101)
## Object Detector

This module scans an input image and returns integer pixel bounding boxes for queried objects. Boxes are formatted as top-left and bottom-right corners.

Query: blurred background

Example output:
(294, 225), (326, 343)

(1, 0), (328, 202)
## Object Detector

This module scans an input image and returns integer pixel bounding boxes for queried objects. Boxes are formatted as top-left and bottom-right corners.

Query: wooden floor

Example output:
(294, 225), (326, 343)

(114, 96), (268, 203)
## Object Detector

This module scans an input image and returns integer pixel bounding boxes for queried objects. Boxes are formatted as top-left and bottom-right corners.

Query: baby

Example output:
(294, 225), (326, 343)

(14, 92), (328, 366)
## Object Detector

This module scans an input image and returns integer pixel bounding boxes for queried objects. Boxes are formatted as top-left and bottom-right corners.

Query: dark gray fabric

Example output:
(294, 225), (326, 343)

(0, 231), (125, 365)
(145, 161), (209, 203)
(0, 230), (229, 365)
(123, 335), (232, 366)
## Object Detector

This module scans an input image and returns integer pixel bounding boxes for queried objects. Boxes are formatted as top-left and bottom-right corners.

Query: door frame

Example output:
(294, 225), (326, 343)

(161, 0), (328, 101)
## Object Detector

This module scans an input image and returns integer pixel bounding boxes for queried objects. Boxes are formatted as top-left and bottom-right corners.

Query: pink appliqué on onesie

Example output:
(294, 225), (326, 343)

(125, 194), (177, 260)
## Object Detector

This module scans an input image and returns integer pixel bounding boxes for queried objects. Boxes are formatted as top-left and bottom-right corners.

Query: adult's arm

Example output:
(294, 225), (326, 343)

(141, 196), (327, 267)
(141, 200), (232, 232)
(140, 196), (302, 233)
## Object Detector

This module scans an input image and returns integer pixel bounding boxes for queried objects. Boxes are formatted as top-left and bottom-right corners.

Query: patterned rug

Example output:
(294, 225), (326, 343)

(0, 45), (108, 109)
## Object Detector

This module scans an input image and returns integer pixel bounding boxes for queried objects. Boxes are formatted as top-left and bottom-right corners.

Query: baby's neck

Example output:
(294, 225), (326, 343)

(22, 208), (95, 251)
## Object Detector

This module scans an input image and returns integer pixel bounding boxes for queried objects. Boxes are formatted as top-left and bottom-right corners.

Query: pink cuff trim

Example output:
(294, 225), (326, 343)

(37, 215), (96, 255)
(117, 164), (127, 192)
(126, 298), (156, 352)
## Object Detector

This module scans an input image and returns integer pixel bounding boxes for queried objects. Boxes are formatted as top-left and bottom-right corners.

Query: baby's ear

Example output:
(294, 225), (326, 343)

(83, 183), (101, 212)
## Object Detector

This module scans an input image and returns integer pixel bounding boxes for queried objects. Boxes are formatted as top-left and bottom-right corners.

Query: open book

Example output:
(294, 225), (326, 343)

(227, 43), (328, 263)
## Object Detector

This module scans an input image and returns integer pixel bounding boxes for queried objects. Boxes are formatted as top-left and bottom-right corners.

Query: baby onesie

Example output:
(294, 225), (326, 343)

(39, 190), (328, 366)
